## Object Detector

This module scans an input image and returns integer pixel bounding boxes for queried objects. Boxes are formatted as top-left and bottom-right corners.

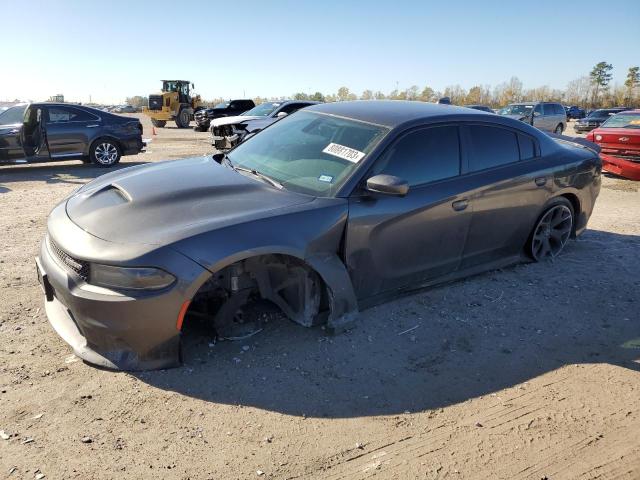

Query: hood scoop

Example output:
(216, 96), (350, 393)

(65, 156), (312, 245)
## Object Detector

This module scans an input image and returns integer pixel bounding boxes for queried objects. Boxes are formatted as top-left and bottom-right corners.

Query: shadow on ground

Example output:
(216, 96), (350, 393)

(0, 160), (150, 190)
(135, 229), (640, 418)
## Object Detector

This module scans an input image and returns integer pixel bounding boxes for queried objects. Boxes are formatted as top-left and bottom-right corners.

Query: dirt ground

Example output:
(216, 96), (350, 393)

(1, 114), (639, 480)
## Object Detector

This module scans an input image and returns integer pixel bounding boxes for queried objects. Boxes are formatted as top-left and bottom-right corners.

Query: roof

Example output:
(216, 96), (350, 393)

(306, 100), (486, 128)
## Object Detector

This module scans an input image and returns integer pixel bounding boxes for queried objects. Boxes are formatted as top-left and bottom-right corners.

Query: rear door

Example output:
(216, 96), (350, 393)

(458, 124), (548, 268)
(345, 124), (472, 299)
(44, 106), (100, 158)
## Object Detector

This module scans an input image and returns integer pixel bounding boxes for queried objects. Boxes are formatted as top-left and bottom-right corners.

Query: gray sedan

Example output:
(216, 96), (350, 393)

(37, 101), (601, 370)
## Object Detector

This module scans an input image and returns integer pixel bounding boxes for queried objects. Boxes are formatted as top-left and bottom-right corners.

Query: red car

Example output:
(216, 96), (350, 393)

(586, 110), (640, 180)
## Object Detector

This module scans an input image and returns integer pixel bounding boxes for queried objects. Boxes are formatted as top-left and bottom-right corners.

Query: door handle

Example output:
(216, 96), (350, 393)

(535, 177), (547, 187)
(452, 199), (469, 211)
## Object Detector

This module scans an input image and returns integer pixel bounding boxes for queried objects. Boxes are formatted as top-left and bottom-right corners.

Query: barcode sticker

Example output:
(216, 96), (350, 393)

(322, 143), (366, 163)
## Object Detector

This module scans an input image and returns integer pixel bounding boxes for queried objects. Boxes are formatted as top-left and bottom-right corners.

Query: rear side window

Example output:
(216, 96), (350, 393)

(47, 107), (96, 123)
(371, 126), (460, 186)
(554, 104), (565, 115)
(467, 125), (520, 171)
(517, 133), (536, 160)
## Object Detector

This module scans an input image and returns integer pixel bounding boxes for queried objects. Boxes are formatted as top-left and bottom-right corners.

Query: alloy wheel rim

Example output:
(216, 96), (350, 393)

(95, 143), (118, 164)
(531, 205), (572, 260)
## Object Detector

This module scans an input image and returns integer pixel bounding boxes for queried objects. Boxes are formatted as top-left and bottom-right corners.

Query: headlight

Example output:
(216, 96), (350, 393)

(595, 134), (602, 141)
(90, 264), (175, 290)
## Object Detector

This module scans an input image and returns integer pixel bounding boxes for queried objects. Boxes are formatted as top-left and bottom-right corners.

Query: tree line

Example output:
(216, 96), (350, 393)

(126, 62), (639, 109)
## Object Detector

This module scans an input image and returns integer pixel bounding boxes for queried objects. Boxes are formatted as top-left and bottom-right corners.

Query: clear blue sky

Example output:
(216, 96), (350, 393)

(2, 0), (639, 103)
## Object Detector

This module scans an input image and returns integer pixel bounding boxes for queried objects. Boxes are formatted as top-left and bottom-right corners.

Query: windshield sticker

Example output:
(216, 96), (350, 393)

(318, 174), (333, 183)
(322, 143), (366, 163)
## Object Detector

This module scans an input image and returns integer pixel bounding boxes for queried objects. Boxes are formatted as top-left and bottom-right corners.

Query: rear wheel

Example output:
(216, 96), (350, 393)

(528, 198), (574, 261)
(151, 118), (166, 128)
(175, 109), (191, 128)
(554, 124), (563, 134)
(89, 139), (121, 167)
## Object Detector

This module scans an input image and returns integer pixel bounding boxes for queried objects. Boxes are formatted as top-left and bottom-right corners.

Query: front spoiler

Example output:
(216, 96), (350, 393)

(38, 203), (209, 371)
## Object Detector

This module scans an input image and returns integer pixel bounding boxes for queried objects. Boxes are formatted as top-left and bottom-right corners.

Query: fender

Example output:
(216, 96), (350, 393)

(172, 200), (359, 331)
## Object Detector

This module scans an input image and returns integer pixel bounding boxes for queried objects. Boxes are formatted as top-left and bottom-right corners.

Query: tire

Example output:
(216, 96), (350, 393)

(528, 197), (574, 261)
(175, 109), (191, 128)
(151, 118), (166, 128)
(554, 124), (563, 134)
(89, 138), (121, 167)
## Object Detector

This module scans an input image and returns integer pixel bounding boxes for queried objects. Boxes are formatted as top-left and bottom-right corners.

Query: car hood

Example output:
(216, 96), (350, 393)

(210, 115), (262, 128)
(501, 113), (529, 121)
(65, 156), (313, 246)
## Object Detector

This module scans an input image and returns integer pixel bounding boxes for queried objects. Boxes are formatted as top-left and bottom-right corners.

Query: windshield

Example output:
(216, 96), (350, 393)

(498, 104), (533, 116)
(601, 113), (640, 129)
(241, 102), (281, 117)
(226, 111), (389, 196)
(0, 104), (27, 125)
(214, 102), (229, 109)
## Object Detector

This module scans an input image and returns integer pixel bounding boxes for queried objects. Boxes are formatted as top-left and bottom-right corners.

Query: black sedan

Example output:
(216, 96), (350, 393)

(0, 103), (144, 167)
(37, 101), (601, 370)
(574, 108), (630, 133)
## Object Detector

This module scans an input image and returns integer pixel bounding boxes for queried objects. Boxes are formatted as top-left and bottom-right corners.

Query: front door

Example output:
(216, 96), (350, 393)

(44, 105), (99, 158)
(0, 125), (25, 162)
(345, 125), (472, 300)
(20, 106), (50, 161)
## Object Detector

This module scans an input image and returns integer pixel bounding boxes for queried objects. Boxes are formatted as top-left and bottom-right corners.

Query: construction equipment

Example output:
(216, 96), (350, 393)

(143, 80), (203, 128)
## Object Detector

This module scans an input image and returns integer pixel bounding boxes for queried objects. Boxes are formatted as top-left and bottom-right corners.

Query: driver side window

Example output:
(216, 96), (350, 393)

(370, 126), (461, 187)
(533, 104), (543, 115)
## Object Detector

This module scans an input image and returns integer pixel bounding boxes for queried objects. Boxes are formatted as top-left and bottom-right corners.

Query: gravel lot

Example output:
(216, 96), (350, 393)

(1, 114), (639, 479)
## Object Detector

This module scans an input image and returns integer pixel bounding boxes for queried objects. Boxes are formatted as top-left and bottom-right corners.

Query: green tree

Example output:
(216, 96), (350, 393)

(420, 86), (435, 102)
(337, 87), (351, 101)
(360, 89), (374, 100)
(374, 91), (386, 100)
(589, 61), (613, 106)
(293, 92), (310, 100)
(310, 92), (325, 102)
(624, 66), (639, 106)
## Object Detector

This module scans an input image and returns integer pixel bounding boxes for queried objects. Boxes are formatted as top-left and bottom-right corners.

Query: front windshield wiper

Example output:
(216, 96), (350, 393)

(232, 164), (284, 190)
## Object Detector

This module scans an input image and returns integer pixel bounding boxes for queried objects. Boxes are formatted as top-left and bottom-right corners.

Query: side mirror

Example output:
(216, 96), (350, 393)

(365, 174), (409, 197)
(276, 111), (288, 118)
(532, 111), (541, 117)
(212, 152), (225, 164)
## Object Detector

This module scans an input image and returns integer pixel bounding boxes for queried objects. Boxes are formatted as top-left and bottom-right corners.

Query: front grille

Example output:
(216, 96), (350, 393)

(49, 238), (90, 280)
(148, 95), (163, 111)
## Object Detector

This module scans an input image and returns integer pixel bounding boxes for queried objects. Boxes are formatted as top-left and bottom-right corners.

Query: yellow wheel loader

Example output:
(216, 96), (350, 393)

(143, 80), (203, 128)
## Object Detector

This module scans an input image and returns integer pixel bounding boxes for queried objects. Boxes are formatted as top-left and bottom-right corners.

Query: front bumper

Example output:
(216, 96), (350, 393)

(38, 203), (209, 370)
(600, 153), (640, 181)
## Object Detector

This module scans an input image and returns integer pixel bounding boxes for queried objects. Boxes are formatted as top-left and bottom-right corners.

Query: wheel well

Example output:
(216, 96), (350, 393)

(559, 193), (580, 235)
(184, 254), (330, 336)
(90, 136), (122, 154)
